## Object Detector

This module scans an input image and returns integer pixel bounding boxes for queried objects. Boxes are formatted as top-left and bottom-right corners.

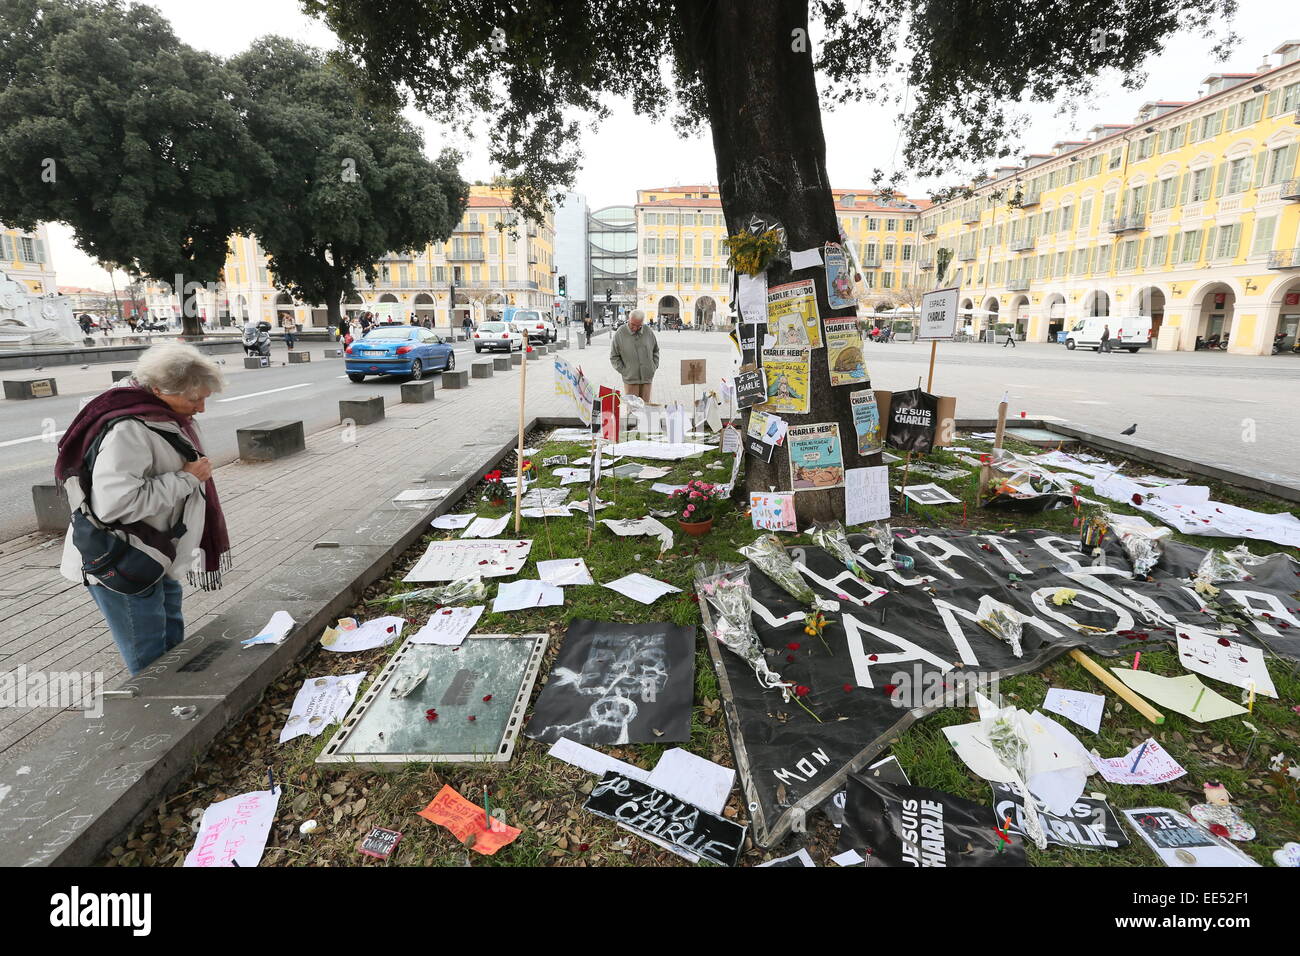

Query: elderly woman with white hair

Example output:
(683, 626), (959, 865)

(55, 343), (231, 675)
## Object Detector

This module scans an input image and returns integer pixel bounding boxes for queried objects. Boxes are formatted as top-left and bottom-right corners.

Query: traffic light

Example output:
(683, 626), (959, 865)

(606, 288), (612, 303)
(558, 274), (567, 296)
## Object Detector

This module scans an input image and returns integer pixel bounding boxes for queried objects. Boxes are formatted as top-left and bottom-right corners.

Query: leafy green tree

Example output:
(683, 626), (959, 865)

(230, 39), (469, 326)
(306, 0), (1234, 521)
(0, 0), (271, 337)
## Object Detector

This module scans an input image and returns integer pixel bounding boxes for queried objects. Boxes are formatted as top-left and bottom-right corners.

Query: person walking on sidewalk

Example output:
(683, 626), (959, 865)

(583, 314), (593, 345)
(1003, 326), (1016, 348)
(1100, 323), (1112, 353)
(54, 343), (231, 676)
(609, 309), (660, 402)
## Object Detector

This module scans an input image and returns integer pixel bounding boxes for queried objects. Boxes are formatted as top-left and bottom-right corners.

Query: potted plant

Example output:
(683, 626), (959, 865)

(482, 470), (508, 506)
(671, 480), (727, 536)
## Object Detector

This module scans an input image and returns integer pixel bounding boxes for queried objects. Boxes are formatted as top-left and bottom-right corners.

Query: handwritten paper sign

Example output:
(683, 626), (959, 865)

(403, 539), (533, 582)
(417, 785), (521, 856)
(721, 424), (742, 455)
(585, 771), (746, 866)
(280, 671), (367, 743)
(750, 492), (797, 531)
(1091, 738), (1187, 785)
(844, 466), (890, 526)
(1175, 626), (1278, 697)
(410, 605), (484, 646)
(358, 827), (403, 860)
(184, 788), (281, 867)
(680, 359), (706, 385)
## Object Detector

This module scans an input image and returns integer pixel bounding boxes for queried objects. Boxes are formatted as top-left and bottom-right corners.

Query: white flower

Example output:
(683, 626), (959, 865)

(1271, 753), (1286, 771)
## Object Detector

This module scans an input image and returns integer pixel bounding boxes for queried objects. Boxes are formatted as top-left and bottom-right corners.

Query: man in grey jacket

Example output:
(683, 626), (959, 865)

(609, 309), (660, 402)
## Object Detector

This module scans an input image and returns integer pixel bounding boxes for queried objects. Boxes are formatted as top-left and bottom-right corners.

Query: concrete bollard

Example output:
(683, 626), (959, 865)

(244, 356), (269, 370)
(441, 369), (470, 389)
(510, 352), (523, 366)
(339, 396), (384, 426)
(236, 420), (305, 461)
(32, 482), (71, 532)
(400, 379), (437, 403)
(3, 378), (58, 400)
(470, 361), (493, 379)
(288, 351), (312, 364)
(492, 356), (511, 371)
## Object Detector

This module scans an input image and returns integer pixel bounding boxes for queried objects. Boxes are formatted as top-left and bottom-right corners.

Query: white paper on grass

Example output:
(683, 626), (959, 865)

(322, 615), (405, 653)
(789, 246), (824, 271)
(556, 468), (592, 486)
(393, 488), (448, 502)
(845, 466), (890, 526)
(547, 737), (651, 783)
(758, 848), (816, 867)
(645, 748), (734, 815)
(633, 466), (673, 480)
(606, 440), (712, 461)
(536, 558), (595, 586)
(242, 610), (295, 647)
(1092, 739), (1187, 785)
(410, 605), (485, 646)
(548, 427), (598, 443)
(279, 671), (367, 743)
(831, 849), (865, 867)
(520, 507), (574, 518)
(430, 513), (476, 530)
(1110, 667), (1247, 723)
(1175, 625), (1278, 698)
(404, 539), (532, 582)
(1042, 687), (1105, 734)
(568, 498), (609, 515)
(184, 788), (281, 867)
(461, 514), (511, 538)
(572, 456), (622, 467)
(492, 579), (564, 613)
(603, 572), (681, 605)
(880, 452), (901, 464)
(894, 482), (962, 505)
(601, 515), (674, 553)
(651, 482), (688, 495)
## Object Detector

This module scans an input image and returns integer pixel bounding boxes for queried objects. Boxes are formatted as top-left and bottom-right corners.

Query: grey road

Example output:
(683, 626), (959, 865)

(0, 339), (496, 540)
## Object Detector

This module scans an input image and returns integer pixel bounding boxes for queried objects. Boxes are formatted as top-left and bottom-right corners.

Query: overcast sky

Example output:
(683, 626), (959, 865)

(47, 0), (1283, 288)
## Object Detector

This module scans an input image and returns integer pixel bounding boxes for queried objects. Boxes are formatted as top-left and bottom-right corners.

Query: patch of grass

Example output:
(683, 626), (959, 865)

(101, 428), (1299, 868)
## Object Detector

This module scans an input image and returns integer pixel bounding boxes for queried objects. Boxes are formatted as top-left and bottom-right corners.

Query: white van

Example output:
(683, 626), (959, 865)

(1064, 315), (1152, 352)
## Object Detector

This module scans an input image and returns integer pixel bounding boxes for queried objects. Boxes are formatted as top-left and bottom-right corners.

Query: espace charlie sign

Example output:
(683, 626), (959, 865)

(917, 286), (959, 341)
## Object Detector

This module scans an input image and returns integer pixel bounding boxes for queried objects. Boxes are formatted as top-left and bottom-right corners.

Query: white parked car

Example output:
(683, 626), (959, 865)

(509, 309), (555, 343)
(473, 321), (524, 353)
(1065, 315), (1152, 352)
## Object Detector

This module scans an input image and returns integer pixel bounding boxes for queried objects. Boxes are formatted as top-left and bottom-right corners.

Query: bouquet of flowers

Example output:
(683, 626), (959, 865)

(811, 521), (870, 580)
(372, 574), (486, 608)
(1195, 544), (1266, 586)
(986, 708), (1048, 849)
(695, 563), (790, 698)
(865, 522), (895, 563)
(740, 534), (817, 606)
(1106, 512), (1172, 577)
(671, 479), (728, 523)
(975, 595), (1028, 658)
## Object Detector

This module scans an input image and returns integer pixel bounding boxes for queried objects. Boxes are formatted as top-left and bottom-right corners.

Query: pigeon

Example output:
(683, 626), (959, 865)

(33, 366), (43, 371)
(81, 365), (89, 370)
(1120, 424), (1137, 436)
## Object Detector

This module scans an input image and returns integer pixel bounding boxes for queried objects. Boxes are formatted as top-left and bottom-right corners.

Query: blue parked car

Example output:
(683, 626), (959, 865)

(345, 324), (455, 382)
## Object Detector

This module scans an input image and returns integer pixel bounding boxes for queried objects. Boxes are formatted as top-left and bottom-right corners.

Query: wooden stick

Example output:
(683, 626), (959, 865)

(926, 340), (937, 392)
(897, 450), (913, 508)
(1068, 649), (1165, 725)
(513, 343), (527, 534)
(979, 398), (1010, 498)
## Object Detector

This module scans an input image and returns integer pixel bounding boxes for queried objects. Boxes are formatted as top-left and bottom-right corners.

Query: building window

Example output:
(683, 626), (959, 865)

(702, 237), (713, 257)
(1179, 230), (1201, 264)
(1108, 148), (1123, 170)
(682, 267), (694, 284)
(644, 236), (658, 255)
(902, 244), (913, 261)
(19, 236), (37, 262)
(1251, 215), (1277, 255)
(1121, 240), (1138, 270)
(643, 266), (657, 283)
(1266, 144), (1298, 185)
(1095, 245), (1111, 273)
(884, 243), (895, 261)
(684, 237), (694, 257)
(868, 218), (879, 231)
(664, 267), (675, 283)
(1188, 167), (1212, 202)
(1211, 222), (1241, 260)
(1225, 156), (1252, 195)
(881, 272), (893, 289)
(662, 213), (678, 225)
(885, 218), (897, 231)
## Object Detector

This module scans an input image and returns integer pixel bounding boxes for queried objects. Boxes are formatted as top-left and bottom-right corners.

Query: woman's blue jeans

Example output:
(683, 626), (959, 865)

(88, 578), (185, 675)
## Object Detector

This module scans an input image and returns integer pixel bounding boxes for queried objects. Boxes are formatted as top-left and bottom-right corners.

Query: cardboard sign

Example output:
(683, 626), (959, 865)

(585, 771), (746, 866)
(734, 366), (768, 409)
(750, 492), (797, 531)
(358, 826), (403, 860)
(787, 422), (844, 491)
(874, 390), (956, 449)
(680, 359), (706, 385)
(30, 379), (54, 398)
(417, 785), (521, 855)
(918, 287), (959, 340)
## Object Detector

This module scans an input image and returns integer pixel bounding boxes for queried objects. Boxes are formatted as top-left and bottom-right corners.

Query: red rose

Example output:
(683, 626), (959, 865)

(883, 684), (899, 696)
(1132, 493), (1144, 505)
(794, 685), (810, 697)
(482, 695), (493, 702)
(786, 642), (801, 650)
(468, 715), (477, 722)
(843, 683), (854, 693)
(786, 655), (795, 663)
(1209, 823), (1230, 838)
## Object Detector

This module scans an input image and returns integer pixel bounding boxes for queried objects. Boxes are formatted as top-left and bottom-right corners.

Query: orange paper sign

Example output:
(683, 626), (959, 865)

(417, 785), (521, 856)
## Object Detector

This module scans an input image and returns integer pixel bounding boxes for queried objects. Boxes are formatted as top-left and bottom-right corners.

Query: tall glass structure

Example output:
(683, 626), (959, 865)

(587, 205), (637, 323)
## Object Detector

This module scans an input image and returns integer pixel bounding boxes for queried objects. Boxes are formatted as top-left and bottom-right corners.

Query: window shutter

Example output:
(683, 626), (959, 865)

(0, 234), (11, 261)
(1206, 226), (1219, 258)
(1283, 143), (1299, 183)
(1212, 162), (1227, 198)
(1253, 150), (1268, 188)
(1252, 216), (1276, 255)
(1268, 89), (1282, 116)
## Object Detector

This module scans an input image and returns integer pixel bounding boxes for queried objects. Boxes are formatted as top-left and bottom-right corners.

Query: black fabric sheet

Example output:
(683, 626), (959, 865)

(526, 619), (695, 745)
(705, 527), (1299, 847)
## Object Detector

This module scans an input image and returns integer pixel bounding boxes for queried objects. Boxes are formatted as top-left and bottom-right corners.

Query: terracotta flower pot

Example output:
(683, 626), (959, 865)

(678, 517), (714, 537)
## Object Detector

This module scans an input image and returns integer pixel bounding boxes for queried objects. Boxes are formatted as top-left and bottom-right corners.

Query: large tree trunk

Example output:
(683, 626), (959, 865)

(678, 0), (878, 527)
(180, 315), (204, 340)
